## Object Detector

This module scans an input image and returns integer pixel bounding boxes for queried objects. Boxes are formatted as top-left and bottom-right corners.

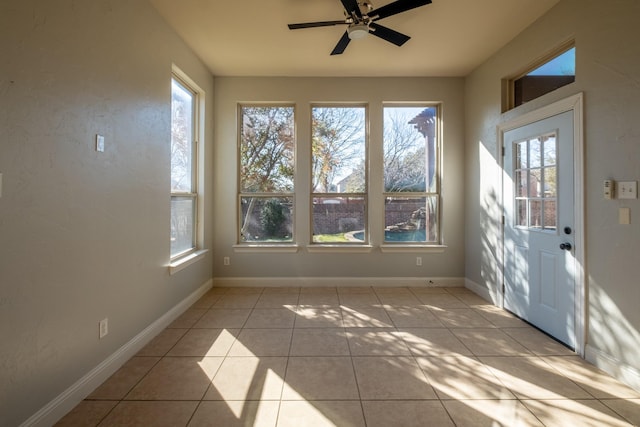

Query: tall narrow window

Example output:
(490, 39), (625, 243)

(170, 76), (198, 258)
(383, 105), (440, 244)
(239, 105), (295, 243)
(311, 105), (367, 243)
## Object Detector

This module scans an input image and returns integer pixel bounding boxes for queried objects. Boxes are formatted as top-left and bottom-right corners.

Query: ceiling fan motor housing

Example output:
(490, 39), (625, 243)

(348, 23), (369, 39)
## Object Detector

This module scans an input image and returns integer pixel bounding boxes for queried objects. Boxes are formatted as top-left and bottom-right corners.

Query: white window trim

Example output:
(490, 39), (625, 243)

(169, 65), (207, 271)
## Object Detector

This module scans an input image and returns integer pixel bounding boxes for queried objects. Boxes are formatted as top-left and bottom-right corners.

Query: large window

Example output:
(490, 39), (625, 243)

(239, 105), (295, 243)
(170, 76), (198, 258)
(383, 106), (440, 244)
(311, 105), (367, 243)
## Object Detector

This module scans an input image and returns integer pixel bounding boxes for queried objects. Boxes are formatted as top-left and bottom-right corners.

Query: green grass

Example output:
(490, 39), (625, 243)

(313, 233), (349, 243)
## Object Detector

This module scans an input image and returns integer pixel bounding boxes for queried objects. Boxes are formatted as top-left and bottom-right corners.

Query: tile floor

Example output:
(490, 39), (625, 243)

(56, 286), (640, 426)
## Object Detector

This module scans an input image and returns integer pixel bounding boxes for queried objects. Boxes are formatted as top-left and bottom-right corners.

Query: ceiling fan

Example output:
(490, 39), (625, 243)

(288, 0), (432, 55)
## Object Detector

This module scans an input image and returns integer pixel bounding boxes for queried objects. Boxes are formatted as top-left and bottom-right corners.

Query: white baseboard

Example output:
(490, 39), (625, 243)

(21, 279), (213, 427)
(464, 278), (501, 305)
(212, 276), (465, 288)
(585, 344), (640, 392)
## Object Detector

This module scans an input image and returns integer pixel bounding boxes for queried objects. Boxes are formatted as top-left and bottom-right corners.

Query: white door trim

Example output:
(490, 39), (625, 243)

(497, 93), (585, 356)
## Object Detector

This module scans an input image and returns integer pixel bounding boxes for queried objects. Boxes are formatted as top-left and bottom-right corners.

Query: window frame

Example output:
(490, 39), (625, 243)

(170, 68), (204, 266)
(309, 103), (369, 245)
(381, 103), (442, 247)
(237, 103), (297, 245)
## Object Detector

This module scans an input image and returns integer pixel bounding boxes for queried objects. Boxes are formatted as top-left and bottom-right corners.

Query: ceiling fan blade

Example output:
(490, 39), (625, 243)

(340, 0), (363, 19)
(331, 31), (351, 55)
(369, 22), (410, 46)
(370, 0), (432, 21)
(288, 20), (347, 30)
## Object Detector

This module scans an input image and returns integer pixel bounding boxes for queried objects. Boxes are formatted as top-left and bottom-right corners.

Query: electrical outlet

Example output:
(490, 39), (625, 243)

(223, 257), (230, 266)
(416, 257), (422, 266)
(99, 318), (108, 339)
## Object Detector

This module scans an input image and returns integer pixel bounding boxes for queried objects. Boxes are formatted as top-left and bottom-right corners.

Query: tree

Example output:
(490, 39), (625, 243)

(383, 109), (428, 192)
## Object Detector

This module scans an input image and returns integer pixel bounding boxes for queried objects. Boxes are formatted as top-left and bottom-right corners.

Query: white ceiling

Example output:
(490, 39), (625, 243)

(149, 0), (560, 77)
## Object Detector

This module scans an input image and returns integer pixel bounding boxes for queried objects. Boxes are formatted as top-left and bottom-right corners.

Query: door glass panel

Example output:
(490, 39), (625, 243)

(543, 136), (557, 166)
(529, 169), (542, 197)
(529, 138), (541, 168)
(529, 200), (542, 229)
(516, 170), (528, 197)
(544, 167), (557, 197)
(516, 141), (527, 169)
(516, 200), (527, 226)
(544, 200), (557, 230)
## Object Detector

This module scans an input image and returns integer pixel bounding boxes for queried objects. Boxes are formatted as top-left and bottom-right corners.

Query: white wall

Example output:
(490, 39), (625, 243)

(212, 77), (466, 282)
(465, 0), (640, 387)
(0, 1), (214, 425)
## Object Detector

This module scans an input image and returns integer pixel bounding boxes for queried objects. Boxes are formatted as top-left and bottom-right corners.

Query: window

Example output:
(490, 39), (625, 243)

(239, 105), (295, 243)
(507, 45), (576, 110)
(514, 133), (557, 231)
(383, 106), (440, 244)
(311, 105), (367, 243)
(170, 76), (199, 259)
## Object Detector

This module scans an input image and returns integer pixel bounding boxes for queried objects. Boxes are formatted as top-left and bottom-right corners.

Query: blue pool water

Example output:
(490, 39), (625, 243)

(352, 229), (427, 242)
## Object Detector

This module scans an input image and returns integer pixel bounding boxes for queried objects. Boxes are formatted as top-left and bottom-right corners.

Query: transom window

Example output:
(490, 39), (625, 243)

(311, 105), (367, 244)
(514, 133), (557, 231)
(383, 106), (440, 244)
(238, 105), (295, 243)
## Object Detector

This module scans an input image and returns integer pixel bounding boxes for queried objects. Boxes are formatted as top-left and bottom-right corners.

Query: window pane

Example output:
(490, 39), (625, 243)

(529, 138), (541, 168)
(383, 107), (437, 193)
(513, 47), (575, 107)
(516, 170), (528, 197)
(311, 106), (366, 193)
(544, 200), (557, 230)
(384, 196), (438, 243)
(312, 196), (365, 243)
(171, 196), (195, 256)
(516, 199), (528, 227)
(171, 79), (194, 193)
(516, 141), (527, 169)
(529, 200), (542, 229)
(544, 167), (557, 197)
(543, 135), (557, 166)
(240, 106), (295, 193)
(240, 196), (293, 242)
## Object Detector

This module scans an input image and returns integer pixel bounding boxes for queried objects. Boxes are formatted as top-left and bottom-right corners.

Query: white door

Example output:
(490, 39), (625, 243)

(503, 110), (576, 349)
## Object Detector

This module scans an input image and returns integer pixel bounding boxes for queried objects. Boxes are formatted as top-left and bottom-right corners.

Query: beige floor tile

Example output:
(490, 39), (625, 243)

(193, 308), (251, 329)
(298, 292), (340, 306)
(601, 399), (640, 425)
(54, 400), (118, 427)
(543, 356), (640, 399)
(228, 328), (293, 357)
(454, 292), (492, 306)
(300, 287), (338, 294)
(502, 327), (575, 356)
(414, 293), (468, 308)
(98, 401), (198, 427)
(473, 306), (529, 328)
(294, 307), (344, 328)
(213, 293), (260, 308)
(337, 286), (376, 295)
(167, 328), (239, 357)
(398, 328), (473, 356)
(255, 293), (299, 308)
(408, 286), (450, 294)
(416, 356), (515, 400)
(136, 329), (188, 356)
(522, 399), (633, 427)
(282, 357), (360, 400)
(189, 401), (279, 427)
(480, 356), (593, 400)
(375, 291), (422, 305)
(205, 356), (287, 401)
(451, 328), (533, 356)
(352, 356), (437, 400)
(346, 328), (411, 356)
(244, 308), (296, 328)
(167, 308), (207, 329)
(340, 306), (393, 327)
(191, 292), (223, 309)
(384, 305), (443, 328)
(443, 399), (543, 427)
(431, 308), (497, 328)
(362, 400), (454, 427)
(290, 328), (350, 356)
(338, 293), (381, 307)
(126, 357), (222, 400)
(88, 357), (159, 400)
(277, 401), (365, 427)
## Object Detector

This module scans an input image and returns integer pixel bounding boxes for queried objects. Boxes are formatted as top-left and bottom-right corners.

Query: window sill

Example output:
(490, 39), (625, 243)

(380, 245), (447, 253)
(169, 249), (208, 275)
(233, 244), (300, 253)
(307, 245), (374, 253)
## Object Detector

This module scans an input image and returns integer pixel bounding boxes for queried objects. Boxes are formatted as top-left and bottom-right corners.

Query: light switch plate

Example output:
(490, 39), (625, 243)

(618, 181), (637, 199)
(96, 134), (105, 152)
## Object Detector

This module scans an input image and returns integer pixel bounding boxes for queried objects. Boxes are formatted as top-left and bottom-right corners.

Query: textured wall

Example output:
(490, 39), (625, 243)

(0, 1), (214, 425)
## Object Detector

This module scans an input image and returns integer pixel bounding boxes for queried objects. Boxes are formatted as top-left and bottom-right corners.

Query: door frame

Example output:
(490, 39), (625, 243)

(497, 93), (585, 356)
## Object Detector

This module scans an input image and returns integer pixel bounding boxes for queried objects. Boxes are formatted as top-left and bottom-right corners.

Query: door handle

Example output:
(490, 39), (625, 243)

(559, 242), (572, 251)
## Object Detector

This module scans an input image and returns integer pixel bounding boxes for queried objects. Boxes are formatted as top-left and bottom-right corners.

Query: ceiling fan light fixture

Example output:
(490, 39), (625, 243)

(347, 23), (369, 40)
